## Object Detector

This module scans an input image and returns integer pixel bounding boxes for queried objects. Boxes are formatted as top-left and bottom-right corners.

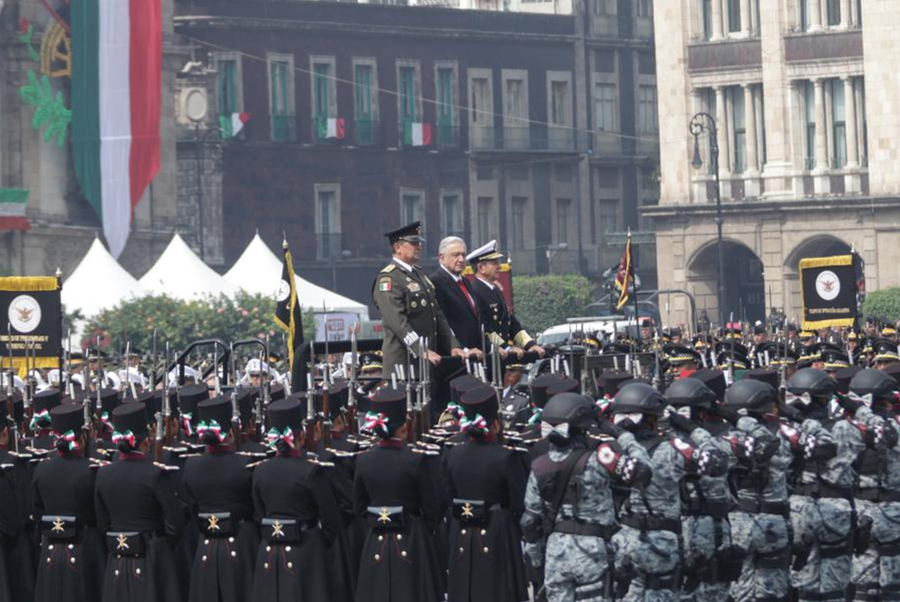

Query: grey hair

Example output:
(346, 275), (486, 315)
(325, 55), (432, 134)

(438, 236), (466, 255)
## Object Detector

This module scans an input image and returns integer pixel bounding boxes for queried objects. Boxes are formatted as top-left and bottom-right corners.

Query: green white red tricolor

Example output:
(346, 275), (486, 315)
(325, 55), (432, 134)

(71, 0), (162, 258)
(0, 189), (31, 231)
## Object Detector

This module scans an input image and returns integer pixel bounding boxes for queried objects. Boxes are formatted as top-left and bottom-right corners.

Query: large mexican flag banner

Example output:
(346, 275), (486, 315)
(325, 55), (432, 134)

(71, 0), (162, 258)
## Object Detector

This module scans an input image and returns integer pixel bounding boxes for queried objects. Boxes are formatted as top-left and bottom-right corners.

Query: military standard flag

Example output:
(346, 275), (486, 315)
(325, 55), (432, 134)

(274, 240), (304, 370)
(614, 232), (633, 310)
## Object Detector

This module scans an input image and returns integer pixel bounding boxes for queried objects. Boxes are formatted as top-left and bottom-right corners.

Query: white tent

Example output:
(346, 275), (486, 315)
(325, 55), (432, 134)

(224, 233), (370, 319)
(62, 238), (147, 318)
(139, 233), (239, 300)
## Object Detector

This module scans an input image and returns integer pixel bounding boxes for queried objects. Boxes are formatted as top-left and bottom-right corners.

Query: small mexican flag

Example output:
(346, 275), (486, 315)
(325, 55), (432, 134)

(403, 122), (432, 147)
(0, 189), (31, 231)
(220, 112), (251, 139)
(317, 117), (345, 140)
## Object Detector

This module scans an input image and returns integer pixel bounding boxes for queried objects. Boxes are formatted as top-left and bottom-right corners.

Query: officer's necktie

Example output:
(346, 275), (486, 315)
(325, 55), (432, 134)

(457, 278), (477, 316)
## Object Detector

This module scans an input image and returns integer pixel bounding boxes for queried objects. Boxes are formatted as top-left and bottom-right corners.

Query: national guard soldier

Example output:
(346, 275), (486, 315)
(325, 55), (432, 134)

(444, 385), (528, 602)
(32, 403), (105, 602)
(784, 368), (874, 602)
(353, 386), (443, 602)
(606, 382), (727, 601)
(522, 392), (650, 602)
(468, 240), (545, 361)
(722, 378), (793, 602)
(95, 402), (187, 601)
(664, 377), (739, 601)
(847, 369), (900, 601)
(182, 396), (259, 602)
(372, 221), (466, 382)
(250, 398), (342, 601)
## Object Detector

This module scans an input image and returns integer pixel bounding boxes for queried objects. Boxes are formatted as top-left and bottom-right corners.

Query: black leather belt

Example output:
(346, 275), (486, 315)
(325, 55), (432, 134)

(738, 498), (788, 516)
(553, 519), (618, 539)
(41, 515), (78, 541)
(261, 517), (316, 543)
(620, 514), (681, 535)
(452, 499), (498, 524)
(107, 531), (149, 557)
(199, 512), (240, 536)
(366, 506), (407, 530)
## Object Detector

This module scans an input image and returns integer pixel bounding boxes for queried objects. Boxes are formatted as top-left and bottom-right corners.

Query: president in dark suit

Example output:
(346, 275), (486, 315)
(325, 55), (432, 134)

(431, 236), (485, 355)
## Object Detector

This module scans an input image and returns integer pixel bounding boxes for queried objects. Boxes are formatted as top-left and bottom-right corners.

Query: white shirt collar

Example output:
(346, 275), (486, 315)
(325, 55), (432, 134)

(477, 276), (495, 290)
(440, 265), (462, 282)
(392, 257), (414, 273)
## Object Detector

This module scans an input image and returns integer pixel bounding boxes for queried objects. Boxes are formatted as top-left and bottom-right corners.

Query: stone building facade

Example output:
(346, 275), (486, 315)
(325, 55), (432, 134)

(650, 0), (900, 327)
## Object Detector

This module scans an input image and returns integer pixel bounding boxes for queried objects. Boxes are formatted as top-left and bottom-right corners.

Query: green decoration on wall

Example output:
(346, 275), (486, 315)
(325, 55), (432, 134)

(19, 70), (71, 148)
(17, 23), (40, 63)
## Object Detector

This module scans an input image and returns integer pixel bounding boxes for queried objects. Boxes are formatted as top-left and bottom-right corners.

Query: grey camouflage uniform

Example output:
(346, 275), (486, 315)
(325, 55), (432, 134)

(523, 432), (645, 602)
(612, 432), (722, 602)
(852, 407), (900, 601)
(785, 413), (863, 601)
(728, 416), (792, 602)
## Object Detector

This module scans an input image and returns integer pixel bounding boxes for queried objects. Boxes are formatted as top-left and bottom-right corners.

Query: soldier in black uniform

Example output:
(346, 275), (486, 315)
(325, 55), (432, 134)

(95, 402), (187, 602)
(92, 388), (123, 460)
(444, 385), (529, 602)
(468, 241), (545, 361)
(251, 398), (342, 601)
(372, 221), (465, 381)
(0, 400), (23, 602)
(182, 396), (258, 602)
(353, 386), (443, 602)
(32, 403), (105, 602)
(29, 388), (62, 451)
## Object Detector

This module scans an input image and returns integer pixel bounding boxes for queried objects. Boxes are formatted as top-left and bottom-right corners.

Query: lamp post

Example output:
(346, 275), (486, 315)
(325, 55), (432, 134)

(689, 112), (726, 331)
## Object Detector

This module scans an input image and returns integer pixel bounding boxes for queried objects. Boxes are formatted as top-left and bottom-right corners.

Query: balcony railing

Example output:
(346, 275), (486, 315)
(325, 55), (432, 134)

(271, 114), (296, 143)
(436, 124), (461, 149)
(316, 232), (343, 261)
(470, 125), (587, 153)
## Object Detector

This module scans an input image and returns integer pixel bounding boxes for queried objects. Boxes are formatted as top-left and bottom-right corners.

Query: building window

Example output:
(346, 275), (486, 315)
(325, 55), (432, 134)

(436, 66), (456, 146)
(440, 192), (463, 238)
(268, 56), (295, 142)
(701, 0), (713, 39)
(826, 0), (841, 26)
(312, 60), (334, 120)
(637, 0), (652, 17)
(731, 87), (746, 173)
(217, 58), (240, 115)
(399, 65), (419, 123)
(471, 77), (491, 126)
(804, 81), (816, 170)
(511, 197), (527, 250)
(555, 198), (571, 244)
(727, 0), (741, 32)
(594, 83), (616, 131)
(550, 80), (571, 126)
(831, 79), (847, 168)
(354, 62), (377, 146)
(598, 200), (617, 233)
(315, 185), (341, 260)
(638, 85), (658, 133)
(400, 190), (424, 228)
(504, 78), (526, 125)
(477, 197), (493, 244)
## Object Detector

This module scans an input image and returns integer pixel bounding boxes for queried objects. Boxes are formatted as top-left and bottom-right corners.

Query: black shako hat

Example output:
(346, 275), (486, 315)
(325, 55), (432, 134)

(460, 385), (499, 424)
(50, 403), (84, 436)
(111, 402), (149, 438)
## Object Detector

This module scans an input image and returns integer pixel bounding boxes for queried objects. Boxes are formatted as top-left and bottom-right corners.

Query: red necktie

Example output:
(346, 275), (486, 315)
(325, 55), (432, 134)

(457, 278), (477, 315)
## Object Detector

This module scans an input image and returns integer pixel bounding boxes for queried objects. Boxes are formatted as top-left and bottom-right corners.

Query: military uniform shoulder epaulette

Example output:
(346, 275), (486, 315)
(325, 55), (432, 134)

(153, 462), (180, 471)
(325, 448), (357, 458)
(412, 447), (439, 456)
(380, 264), (396, 274)
(0, 463), (14, 471)
(415, 442), (441, 451)
(311, 459), (335, 468)
(8, 451), (33, 459)
(180, 453), (202, 459)
(236, 451), (268, 458)
(245, 459), (269, 469)
(162, 446), (188, 453)
(90, 459), (111, 469)
(29, 456), (50, 465)
(26, 447), (52, 456)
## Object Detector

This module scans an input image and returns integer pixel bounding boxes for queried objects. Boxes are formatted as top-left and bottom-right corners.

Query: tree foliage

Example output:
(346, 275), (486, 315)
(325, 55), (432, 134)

(512, 274), (595, 335)
(80, 292), (316, 355)
(863, 288), (900, 323)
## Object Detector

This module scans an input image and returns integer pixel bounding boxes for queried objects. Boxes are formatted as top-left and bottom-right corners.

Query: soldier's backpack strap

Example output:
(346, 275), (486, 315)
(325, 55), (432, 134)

(533, 447), (594, 538)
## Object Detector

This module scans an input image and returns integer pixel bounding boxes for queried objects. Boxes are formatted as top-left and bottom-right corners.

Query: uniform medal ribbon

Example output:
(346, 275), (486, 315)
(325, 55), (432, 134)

(111, 430), (136, 447)
(197, 420), (226, 443)
(363, 412), (389, 436)
(29, 409), (50, 431)
(459, 413), (488, 434)
(266, 426), (295, 449)
(181, 413), (194, 437)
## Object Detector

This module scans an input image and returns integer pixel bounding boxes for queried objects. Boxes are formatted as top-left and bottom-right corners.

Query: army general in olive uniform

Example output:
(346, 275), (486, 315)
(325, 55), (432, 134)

(372, 222), (466, 380)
